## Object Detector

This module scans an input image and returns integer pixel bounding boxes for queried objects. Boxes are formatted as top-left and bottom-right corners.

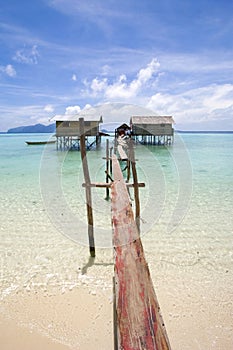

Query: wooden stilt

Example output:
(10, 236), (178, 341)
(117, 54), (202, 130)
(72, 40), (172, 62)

(129, 139), (140, 233)
(126, 159), (131, 183)
(105, 139), (110, 200)
(110, 146), (113, 176)
(79, 117), (95, 257)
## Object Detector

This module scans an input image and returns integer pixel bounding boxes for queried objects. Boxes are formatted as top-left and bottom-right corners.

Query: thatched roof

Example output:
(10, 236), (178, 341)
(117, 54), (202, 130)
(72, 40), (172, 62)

(115, 123), (130, 130)
(130, 116), (174, 124)
(51, 115), (103, 123)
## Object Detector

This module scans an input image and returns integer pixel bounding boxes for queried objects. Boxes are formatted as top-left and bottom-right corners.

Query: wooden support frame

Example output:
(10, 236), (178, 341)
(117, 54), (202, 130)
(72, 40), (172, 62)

(79, 135), (144, 257)
(117, 144), (128, 160)
(82, 182), (145, 188)
(105, 139), (110, 200)
(79, 137), (171, 348)
(129, 139), (140, 233)
(79, 118), (95, 257)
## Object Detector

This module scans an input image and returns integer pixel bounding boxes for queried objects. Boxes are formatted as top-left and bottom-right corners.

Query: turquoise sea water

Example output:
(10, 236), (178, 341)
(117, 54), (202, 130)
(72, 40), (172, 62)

(0, 132), (232, 349)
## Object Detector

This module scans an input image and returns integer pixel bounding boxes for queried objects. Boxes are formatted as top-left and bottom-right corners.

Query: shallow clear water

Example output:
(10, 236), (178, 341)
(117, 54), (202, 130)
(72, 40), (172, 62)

(0, 132), (233, 349)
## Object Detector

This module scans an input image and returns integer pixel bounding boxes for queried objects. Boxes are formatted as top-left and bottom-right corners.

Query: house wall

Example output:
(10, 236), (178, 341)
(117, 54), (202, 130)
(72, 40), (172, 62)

(56, 121), (99, 136)
(132, 124), (173, 136)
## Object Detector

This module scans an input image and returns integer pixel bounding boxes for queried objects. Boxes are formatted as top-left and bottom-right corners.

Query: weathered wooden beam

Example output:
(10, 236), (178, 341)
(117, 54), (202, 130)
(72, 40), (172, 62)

(129, 139), (140, 233)
(110, 147), (113, 175)
(102, 157), (138, 161)
(79, 117), (95, 258)
(117, 144), (128, 160)
(111, 154), (171, 350)
(82, 182), (145, 188)
(106, 139), (110, 199)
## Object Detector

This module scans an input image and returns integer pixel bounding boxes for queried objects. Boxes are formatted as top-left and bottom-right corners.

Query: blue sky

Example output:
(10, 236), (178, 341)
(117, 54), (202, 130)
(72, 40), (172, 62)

(0, 0), (233, 131)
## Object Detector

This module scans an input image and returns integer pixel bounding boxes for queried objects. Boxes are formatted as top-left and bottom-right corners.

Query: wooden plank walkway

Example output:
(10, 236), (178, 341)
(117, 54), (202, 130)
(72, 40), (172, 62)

(117, 137), (128, 160)
(111, 153), (171, 350)
(117, 144), (128, 160)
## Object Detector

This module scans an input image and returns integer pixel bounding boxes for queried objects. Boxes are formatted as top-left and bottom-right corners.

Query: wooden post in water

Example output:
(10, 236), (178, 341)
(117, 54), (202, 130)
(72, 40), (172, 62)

(105, 139), (110, 200)
(111, 154), (171, 350)
(126, 158), (131, 183)
(79, 118), (95, 258)
(129, 139), (140, 233)
(110, 146), (113, 176)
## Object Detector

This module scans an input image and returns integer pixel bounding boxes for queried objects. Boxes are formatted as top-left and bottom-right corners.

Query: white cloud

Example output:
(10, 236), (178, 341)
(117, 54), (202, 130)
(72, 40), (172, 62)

(48, 0), (131, 20)
(51, 102), (156, 125)
(147, 83), (233, 127)
(76, 102), (156, 124)
(57, 103), (92, 116)
(105, 75), (131, 99)
(90, 77), (108, 95)
(65, 105), (81, 114)
(83, 104), (92, 110)
(85, 58), (161, 99)
(0, 64), (16, 77)
(44, 104), (54, 113)
(72, 74), (77, 81)
(5, 64), (16, 77)
(202, 84), (233, 110)
(101, 65), (111, 75)
(34, 116), (53, 125)
(137, 58), (160, 84)
(13, 45), (39, 64)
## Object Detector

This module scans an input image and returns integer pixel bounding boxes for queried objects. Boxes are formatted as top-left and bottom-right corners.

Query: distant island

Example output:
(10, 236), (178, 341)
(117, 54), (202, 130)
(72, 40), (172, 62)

(7, 123), (55, 134)
(175, 130), (233, 134)
(100, 128), (114, 133)
(1, 123), (232, 134)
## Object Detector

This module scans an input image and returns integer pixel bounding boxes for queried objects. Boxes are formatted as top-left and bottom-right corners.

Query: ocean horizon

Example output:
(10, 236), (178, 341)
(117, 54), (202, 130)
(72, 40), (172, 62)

(1, 128), (233, 134)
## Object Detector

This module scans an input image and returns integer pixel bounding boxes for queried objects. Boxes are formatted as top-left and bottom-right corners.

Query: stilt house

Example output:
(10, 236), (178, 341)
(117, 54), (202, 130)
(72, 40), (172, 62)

(115, 123), (131, 138)
(51, 114), (103, 150)
(130, 116), (174, 145)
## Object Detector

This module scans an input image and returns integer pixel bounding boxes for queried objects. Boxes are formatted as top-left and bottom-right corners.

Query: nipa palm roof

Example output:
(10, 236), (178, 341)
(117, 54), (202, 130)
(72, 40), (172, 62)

(130, 116), (174, 124)
(51, 115), (103, 122)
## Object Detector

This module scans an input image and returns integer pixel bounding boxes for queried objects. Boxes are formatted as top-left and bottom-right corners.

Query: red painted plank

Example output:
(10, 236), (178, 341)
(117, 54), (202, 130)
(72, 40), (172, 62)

(111, 154), (171, 350)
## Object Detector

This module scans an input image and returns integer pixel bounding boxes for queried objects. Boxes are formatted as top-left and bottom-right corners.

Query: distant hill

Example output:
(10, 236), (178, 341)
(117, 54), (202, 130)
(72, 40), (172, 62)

(100, 128), (114, 133)
(7, 123), (55, 134)
(175, 130), (233, 134)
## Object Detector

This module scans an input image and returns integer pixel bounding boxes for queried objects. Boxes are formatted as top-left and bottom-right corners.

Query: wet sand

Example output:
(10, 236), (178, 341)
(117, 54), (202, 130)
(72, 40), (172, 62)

(0, 316), (71, 350)
(1, 271), (233, 349)
(0, 287), (113, 350)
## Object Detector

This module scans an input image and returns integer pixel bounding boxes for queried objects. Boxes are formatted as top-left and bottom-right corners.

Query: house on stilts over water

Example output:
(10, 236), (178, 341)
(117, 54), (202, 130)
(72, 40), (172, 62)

(130, 116), (175, 145)
(51, 114), (103, 150)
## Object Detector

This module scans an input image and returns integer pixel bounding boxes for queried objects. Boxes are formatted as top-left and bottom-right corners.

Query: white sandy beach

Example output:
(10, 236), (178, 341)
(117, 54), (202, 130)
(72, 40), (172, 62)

(1, 274), (233, 350)
(0, 286), (114, 350)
